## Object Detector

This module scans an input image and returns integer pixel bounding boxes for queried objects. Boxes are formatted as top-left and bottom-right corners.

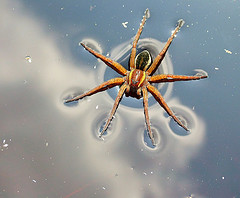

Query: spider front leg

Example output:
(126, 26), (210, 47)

(149, 74), (208, 83)
(81, 43), (127, 76)
(146, 19), (185, 76)
(99, 83), (127, 138)
(65, 77), (125, 103)
(142, 87), (155, 146)
(129, 8), (150, 70)
(147, 84), (189, 131)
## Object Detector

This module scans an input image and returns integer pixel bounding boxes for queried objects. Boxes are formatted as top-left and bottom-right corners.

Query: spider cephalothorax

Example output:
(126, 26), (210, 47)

(65, 9), (207, 145)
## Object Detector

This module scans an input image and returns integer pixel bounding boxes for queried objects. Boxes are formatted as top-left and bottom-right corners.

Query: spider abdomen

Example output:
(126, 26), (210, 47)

(135, 50), (152, 71)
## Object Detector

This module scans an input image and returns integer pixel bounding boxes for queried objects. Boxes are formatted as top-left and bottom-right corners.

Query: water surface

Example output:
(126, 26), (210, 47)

(0, 0), (240, 197)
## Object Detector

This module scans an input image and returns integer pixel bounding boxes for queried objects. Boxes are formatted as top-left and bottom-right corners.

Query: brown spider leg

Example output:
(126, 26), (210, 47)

(142, 87), (155, 146)
(129, 8), (150, 70)
(65, 77), (125, 103)
(146, 84), (189, 131)
(149, 74), (208, 83)
(99, 83), (127, 138)
(81, 43), (127, 76)
(146, 19), (185, 76)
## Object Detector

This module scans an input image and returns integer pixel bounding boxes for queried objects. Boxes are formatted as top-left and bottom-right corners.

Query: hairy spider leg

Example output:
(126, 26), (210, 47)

(81, 43), (127, 76)
(146, 19), (185, 76)
(149, 74), (208, 83)
(146, 84), (189, 131)
(99, 83), (127, 138)
(129, 8), (150, 70)
(65, 77), (125, 103)
(142, 87), (155, 145)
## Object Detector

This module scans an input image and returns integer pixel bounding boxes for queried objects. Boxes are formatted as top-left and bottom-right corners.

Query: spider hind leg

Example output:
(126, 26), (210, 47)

(147, 84), (189, 131)
(142, 87), (156, 146)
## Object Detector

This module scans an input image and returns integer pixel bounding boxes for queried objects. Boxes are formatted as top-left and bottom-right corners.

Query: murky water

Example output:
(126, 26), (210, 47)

(1, 0), (240, 197)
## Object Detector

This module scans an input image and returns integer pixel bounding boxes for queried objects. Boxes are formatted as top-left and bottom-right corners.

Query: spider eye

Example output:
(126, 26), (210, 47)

(135, 50), (152, 71)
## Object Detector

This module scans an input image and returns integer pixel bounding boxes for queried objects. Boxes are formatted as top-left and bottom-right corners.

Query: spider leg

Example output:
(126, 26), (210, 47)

(99, 83), (127, 138)
(129, 8), (150, 70)
(142, 87), (155, 146)
(146, 84), (189, 131)
(65, 77), (125, 103)
(81, 43), (127, 76)
(146, 19), (185, 76)
(149, 74), (208, 83)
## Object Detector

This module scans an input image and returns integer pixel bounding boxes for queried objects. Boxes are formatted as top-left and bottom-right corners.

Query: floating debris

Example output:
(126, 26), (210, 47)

(224, 49), (232, 54)
(3, 143), (8, 148)
(1, 139), (9, 150)
(90, 5), (96, 11)
(25, 56), (32, 63)
(122, 22), (128, 28)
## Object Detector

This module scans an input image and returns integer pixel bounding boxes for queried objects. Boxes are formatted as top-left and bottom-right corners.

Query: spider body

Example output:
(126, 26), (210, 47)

(65, 9), (207, 145)
(125, 50), (151, 98)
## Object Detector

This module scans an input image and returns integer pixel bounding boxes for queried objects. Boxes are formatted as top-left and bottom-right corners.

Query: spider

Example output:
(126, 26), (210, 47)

(65, 9), (207, 145)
